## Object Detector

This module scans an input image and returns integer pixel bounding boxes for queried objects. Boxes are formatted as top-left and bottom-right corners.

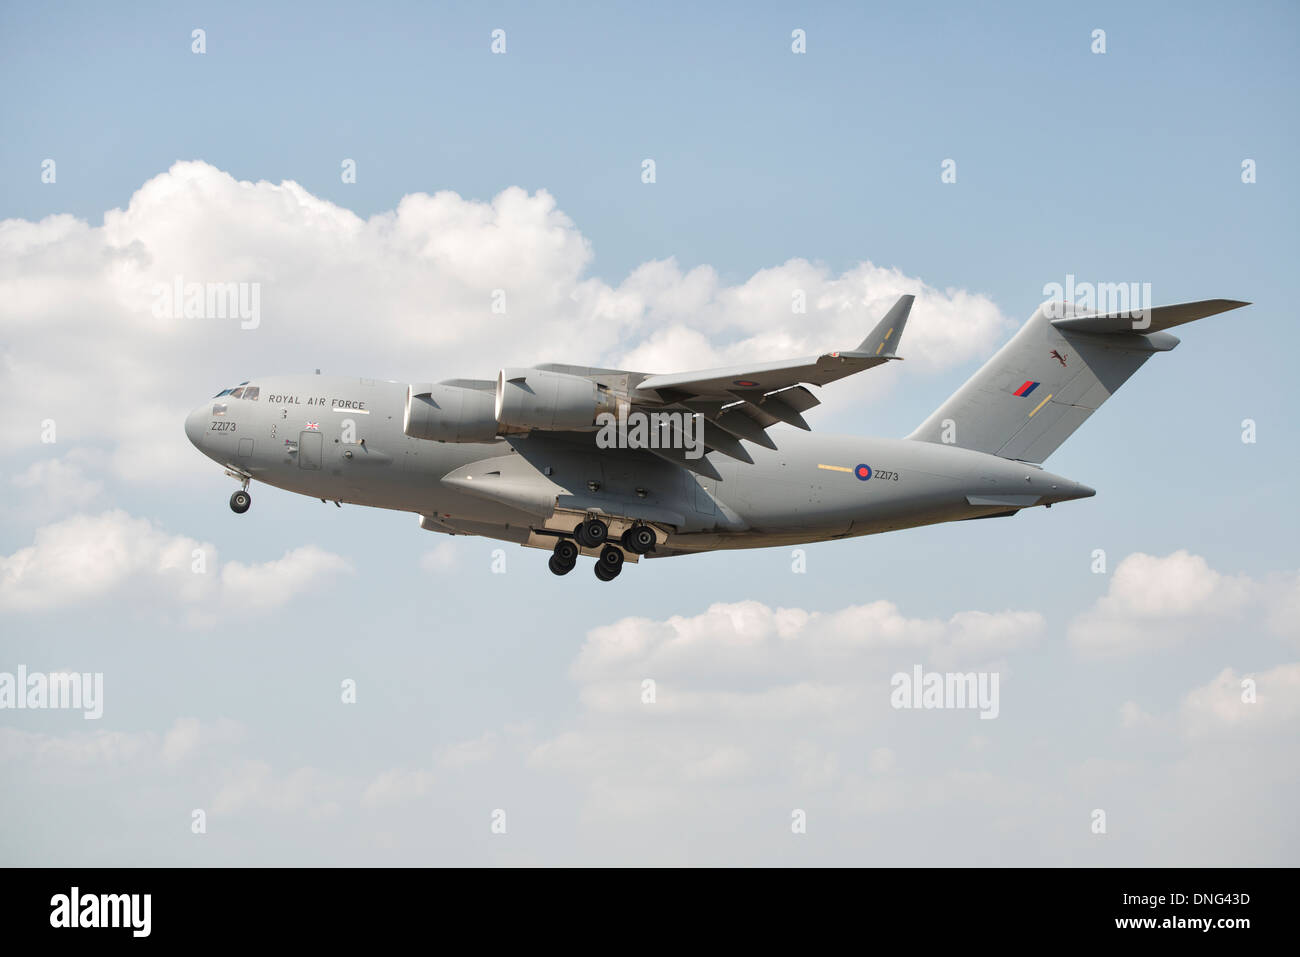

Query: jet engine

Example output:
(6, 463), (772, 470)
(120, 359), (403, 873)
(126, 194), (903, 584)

(495, 368), (619, 432)
(403, 383), (499, 443)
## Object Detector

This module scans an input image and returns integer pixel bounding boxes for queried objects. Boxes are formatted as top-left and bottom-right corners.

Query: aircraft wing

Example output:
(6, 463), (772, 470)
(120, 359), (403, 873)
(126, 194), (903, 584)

(628, 295), (913, 461)
(635, 294), (913, 401)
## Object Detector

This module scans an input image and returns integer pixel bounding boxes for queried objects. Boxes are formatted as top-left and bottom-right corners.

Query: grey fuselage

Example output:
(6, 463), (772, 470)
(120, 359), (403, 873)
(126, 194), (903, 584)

(184, 374), (1094, 556)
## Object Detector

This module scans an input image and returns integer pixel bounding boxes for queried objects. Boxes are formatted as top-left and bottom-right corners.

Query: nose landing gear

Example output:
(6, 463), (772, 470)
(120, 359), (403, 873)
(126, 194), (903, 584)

(225, 468), (252, 514)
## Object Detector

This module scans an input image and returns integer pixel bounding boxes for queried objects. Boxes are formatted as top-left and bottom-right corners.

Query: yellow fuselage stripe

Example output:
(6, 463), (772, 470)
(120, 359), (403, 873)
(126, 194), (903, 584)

(1028, 393), (1053, 417)
(817, 464), (853, 472)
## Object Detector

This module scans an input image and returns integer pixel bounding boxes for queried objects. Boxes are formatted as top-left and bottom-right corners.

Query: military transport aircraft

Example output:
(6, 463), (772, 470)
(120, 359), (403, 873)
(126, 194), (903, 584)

(185, 295), (1249, 581)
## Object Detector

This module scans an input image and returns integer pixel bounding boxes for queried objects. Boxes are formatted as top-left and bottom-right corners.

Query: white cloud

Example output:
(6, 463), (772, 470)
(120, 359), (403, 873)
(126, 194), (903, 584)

(418, 541), (462, 573)
(0, 162), (1011, 485)
(1178, 663), (1300, 738)
(360, 767), (436, 808)
(572, 599), (1043, 693)
(220, 545), (352, 611)
(8, 450), (106, 521)
(0, 716), (240, 766)
(161, 716), (245, 762)
(210, 760), (341, 818)
(0, 509), (350, 615)
(523, 598), (1043, 837)
(0, 510), (206, 612)
(439, 730), (501, 769)
(1068, 551), (1296, 657)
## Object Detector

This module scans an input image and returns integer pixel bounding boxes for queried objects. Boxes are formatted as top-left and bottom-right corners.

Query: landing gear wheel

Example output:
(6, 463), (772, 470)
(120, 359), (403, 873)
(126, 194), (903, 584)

(622, 525), (656, 555)
(595, 544), (624, 581)
(548, 554), (574, 576)
(575, 518), (608, 549)
(230, 490), (251, 514)
(553, 539), (579, 566)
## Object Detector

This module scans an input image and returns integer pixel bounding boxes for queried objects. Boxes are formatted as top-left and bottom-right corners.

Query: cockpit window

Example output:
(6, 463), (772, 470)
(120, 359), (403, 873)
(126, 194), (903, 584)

(212, 382), (255, 399)
(212, 403), (228, 416)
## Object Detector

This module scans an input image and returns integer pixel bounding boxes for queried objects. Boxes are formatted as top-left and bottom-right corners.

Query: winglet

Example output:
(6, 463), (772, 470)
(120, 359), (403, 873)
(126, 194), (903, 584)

(855, 294), (914, 357)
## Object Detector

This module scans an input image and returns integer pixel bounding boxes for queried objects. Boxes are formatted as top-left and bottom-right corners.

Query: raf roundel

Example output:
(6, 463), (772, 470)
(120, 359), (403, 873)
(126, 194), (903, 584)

(855, 463), (872, 481)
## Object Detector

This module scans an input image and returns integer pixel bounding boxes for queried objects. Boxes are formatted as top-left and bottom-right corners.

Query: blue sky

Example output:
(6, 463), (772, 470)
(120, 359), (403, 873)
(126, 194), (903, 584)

(1, 1), (1297, 865)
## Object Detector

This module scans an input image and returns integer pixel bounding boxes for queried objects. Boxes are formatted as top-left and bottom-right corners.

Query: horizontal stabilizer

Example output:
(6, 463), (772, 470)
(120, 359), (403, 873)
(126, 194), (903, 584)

(1050, 299), (1250, 335)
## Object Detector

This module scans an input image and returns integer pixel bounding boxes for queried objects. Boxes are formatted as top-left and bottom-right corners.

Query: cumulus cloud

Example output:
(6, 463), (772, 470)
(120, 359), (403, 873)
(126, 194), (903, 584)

(0, 162), (1011, 485)
(220, 545), (352, 611)
(418, 541), (462, 573)
(1068, 551), (1298, 657)
(1178, 663), (1300, 738)
(521, 597), (1043, 838)
(8, 450), (106, 522)
(212, 760), (342, 819)
(360, 767), (436, 809)
(0, 716), (239, 767)
(572, 598), (1044, 693)
(0, 509), (350, 615)
(511, 594), (1300, 863)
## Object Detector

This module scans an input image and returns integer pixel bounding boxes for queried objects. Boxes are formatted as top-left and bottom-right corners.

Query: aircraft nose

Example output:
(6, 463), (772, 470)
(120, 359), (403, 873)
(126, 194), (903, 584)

(184, 405), (206, 448)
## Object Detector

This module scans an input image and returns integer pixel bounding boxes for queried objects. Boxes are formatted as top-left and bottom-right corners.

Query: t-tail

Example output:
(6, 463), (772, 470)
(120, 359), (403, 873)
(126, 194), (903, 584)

(907, 298), (1251, 463)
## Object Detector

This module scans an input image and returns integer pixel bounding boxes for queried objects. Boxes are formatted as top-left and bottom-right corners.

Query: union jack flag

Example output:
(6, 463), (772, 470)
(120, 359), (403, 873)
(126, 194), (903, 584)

(305, 422), (318, 430)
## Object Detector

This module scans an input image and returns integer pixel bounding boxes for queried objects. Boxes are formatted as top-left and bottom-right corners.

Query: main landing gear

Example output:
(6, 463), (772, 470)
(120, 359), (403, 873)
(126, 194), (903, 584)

(574, 518), (608, 549)
(594, 544), (624, 581)
(548, 539), (579, 576)
(547, 520), (656, 581)
(621, 524), (656, 555)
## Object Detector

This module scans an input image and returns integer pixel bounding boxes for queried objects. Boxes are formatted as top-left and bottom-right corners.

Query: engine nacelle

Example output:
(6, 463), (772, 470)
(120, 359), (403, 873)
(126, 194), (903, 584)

(403, 383), (499, 443)
(495, 368), (618, 432)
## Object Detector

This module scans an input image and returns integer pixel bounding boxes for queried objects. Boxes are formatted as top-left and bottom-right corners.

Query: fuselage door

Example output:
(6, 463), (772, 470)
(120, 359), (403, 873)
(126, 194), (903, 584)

(298, 431), (323, 470)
